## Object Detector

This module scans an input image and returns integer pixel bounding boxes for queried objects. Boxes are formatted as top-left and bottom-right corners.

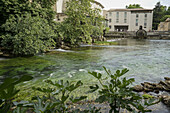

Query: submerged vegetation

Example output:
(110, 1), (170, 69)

(0, 67), (160, 113)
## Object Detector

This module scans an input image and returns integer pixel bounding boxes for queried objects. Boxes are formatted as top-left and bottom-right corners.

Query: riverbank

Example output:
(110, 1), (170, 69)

(104, 31), (170, 39)
(133, 77), (170, 106)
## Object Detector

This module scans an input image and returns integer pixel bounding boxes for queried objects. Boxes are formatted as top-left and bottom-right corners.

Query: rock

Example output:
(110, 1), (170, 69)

(164, 77), (170, 80)
(161, 95), (170, 106)
(143, 87), (154, 92)
(155, 84), (164, 90)
(165, 80), (170, 86)
(159, 81), (169, 87)
(154, 90), (159, 94)
(159, 81), (170, 91)
(133, 85), (143, 92)
(61, 45), (71, 50)
(141, 82), (155, 89)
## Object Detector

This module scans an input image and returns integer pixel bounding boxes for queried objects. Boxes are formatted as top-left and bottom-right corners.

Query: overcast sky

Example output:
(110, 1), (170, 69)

(96, 0), (170, 10)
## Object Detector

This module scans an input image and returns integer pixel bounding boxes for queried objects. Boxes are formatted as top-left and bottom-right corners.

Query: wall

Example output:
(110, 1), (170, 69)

(105, 9), (153, 31)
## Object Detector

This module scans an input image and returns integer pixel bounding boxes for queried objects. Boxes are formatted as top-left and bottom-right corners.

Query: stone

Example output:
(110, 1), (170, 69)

(159, 81), (169, 87)
(154, 90), (159, 94)
(155, 84), (164, 90)
(61, 45), (71, 50)
(161, 95), (170, 106)
(165, 80), (170, 86)
(164, 77), (170, 80)
(141, 82), (155, 89)
(143, 87), (154, 92)
(133, 85), (143, 92)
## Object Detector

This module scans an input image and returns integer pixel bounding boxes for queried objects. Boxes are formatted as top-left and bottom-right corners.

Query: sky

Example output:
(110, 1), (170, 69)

(96, 0), (170, 10)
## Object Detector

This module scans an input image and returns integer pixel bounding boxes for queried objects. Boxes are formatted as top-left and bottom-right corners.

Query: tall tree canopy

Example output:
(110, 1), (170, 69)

(0, 0), (57, 56)
(152, 2), (167, 30)
(58, 0), (104, 46)
(126, 4), (143, 9)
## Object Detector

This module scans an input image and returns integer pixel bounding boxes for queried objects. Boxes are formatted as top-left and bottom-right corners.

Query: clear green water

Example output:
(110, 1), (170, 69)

(0, 38), (170, 112)
(0, 38), (170, 84)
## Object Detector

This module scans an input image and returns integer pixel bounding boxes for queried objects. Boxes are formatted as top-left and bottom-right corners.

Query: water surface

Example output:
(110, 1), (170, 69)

(0, 38), (170, 112)
(0, 39), (170, 84)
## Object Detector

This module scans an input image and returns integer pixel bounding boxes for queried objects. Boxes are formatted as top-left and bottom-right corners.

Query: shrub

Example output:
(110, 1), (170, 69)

(1, 14), (56, 56)
(88, 67), (160, 113)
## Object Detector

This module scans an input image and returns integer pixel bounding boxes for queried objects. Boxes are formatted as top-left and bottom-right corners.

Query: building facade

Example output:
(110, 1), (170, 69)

(158, 18), (170, 31)
(105, 9), (153, 31)
(54, 0), (104, 22)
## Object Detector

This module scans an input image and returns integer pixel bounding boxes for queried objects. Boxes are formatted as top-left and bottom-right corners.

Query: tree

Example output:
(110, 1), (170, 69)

(59, 0), (104, 46)
(153, 2), (167, 30)
(160, 15), (170, 22)
(126, 4), (143, 9)
(1, 14), (56, 56)
(0, 0), (58, 56)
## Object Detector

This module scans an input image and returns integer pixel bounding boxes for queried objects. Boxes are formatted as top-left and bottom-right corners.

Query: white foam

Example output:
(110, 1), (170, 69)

(107, 38), (124, 42)
(68, 70), (77, 78)
(50, 73), (54, 77)
(79, 69), (88, 72)
(51, 49), (73, 52)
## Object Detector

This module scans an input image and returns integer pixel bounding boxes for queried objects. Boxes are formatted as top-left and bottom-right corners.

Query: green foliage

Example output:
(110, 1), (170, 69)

(165, 7), (170, 15)
(0, 0), (57, 27)
(160, 15), (170, 22)
(0, 67), (161, 112)
(153, 2), (167, 30)
(126, 4), (143, 9)
(0, 75), (33, 113)
(88, 66), (160, 113)
(59, 0), (104, 46)
(30, 79), (87, 112)
(0, 0), (57, 56)
(1, 14), (56, 56)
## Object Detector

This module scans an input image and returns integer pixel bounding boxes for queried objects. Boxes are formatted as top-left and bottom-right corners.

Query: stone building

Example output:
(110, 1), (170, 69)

(54, 0), (104, 22)
(158, 18), (170, 31)
(104, 8), (153, 31)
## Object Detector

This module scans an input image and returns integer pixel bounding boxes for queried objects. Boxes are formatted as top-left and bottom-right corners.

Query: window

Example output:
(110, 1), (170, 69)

(106, 21), (108, 27)
(144, 19), (147, 28)
(124, 19), (127, 23)
(109, 25), (112, 29)
(109, 12), (112, 16)
(106, 14), (108, 18)
(124, 12), (127, 23)
(109, 19), (112, 23)
(116, 12), (119, 23)
(124, 12), (127, 18)
(136, 19), (138, 26)
(136, 14), (138, 18)
(145, 14), (147, 18)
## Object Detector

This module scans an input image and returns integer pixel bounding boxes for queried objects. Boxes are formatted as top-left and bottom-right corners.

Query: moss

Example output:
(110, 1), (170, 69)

(142, 94), (154, 99)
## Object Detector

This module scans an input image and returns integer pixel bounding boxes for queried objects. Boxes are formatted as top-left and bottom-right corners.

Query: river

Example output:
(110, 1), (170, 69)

(0, 38), (170, 112)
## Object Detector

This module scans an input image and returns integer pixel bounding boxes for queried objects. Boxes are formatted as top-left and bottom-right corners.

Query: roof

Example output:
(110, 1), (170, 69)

(108, 8), (153, 12)
(93, 0), (104, 9)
